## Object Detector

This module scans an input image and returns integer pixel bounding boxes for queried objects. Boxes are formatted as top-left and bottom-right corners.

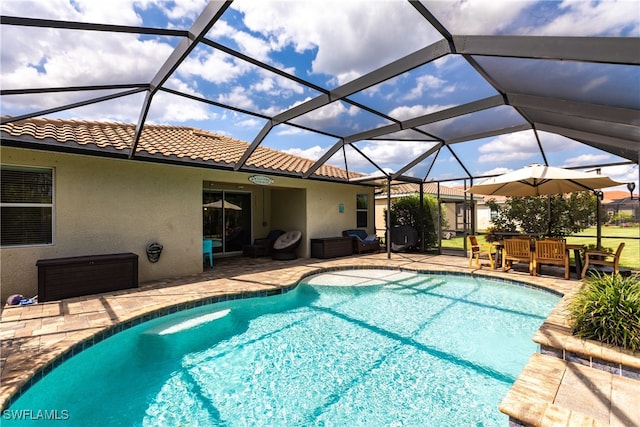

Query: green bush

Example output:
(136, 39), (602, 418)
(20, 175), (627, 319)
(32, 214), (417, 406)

(568, 273), (640, 351)
(385, 194), (446, 249)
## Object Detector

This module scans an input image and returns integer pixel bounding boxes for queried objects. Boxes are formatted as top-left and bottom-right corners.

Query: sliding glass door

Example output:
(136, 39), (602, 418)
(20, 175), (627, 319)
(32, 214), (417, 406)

(203, 190), (251, 254)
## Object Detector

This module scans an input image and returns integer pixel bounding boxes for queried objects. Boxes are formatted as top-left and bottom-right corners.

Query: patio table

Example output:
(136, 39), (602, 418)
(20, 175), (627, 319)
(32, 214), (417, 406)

(566, 243), (585, 278)
(492, 241), (504, 269)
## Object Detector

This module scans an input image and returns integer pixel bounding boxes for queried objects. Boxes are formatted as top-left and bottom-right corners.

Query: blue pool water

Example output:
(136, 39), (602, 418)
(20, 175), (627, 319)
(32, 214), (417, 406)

(5, 270), (559, 426)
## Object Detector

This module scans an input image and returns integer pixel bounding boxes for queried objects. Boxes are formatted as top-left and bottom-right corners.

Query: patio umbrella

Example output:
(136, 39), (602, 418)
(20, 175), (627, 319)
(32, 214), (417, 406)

(466, 164), (623, 197)
(203, 200), (242, 210)
(467, 164), (623, 249)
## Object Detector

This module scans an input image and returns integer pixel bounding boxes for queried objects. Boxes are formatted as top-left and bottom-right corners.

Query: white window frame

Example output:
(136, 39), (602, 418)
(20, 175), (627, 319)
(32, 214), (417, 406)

(1, 164), (55, 247)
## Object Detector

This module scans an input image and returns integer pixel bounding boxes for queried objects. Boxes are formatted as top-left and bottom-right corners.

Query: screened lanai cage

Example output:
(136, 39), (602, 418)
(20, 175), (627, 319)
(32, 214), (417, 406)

(1, 0), (639, 256)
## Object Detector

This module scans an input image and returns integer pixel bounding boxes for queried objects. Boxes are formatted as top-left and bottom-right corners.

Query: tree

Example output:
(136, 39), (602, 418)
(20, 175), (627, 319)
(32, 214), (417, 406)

(385, 194), (448, 249)
(486, 192), (597, 237)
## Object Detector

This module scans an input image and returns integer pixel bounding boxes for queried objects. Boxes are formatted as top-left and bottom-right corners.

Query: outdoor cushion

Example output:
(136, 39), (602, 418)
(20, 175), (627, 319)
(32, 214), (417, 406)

(343, 229), (369, 241)
(342, 229), (380, 254)
(273, 231), (302, 250)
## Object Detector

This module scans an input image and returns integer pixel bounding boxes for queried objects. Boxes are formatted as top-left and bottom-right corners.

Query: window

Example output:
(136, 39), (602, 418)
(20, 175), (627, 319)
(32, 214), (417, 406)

(490, 206), (499, 222)
(1, 166), (53, 246)
(356, 193), (368, 228)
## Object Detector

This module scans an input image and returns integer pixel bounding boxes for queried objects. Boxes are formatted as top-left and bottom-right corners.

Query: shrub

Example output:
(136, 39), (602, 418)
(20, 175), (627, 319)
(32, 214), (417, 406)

(568, 273), (640, 351)
(386, 194), (446, 249)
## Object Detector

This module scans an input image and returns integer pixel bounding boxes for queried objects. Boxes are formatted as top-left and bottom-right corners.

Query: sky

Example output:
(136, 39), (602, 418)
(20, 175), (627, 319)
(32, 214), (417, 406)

(1, 0), (639, 192)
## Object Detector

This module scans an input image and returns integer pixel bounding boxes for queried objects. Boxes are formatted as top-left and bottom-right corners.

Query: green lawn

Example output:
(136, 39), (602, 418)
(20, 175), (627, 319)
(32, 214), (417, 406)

(440, 226), (639, 271)
(567, 226), (639, 270)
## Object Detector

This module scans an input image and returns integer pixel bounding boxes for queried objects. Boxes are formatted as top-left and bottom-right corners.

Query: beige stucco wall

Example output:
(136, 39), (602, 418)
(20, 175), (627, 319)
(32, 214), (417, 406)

(1, 147), (375, 301)
(476, 204), (494, 231)
(306, 180), (375, 240)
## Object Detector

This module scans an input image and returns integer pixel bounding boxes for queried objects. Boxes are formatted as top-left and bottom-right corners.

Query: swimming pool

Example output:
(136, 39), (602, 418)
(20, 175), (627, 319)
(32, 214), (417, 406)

(5, 269), (559, 426)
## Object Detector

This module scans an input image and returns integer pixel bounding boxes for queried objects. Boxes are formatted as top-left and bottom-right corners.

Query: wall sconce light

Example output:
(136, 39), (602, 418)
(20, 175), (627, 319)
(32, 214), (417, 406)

(628, 182), (636, 200)
(339, 203), (344, 213)
(146, 242), (163, 263)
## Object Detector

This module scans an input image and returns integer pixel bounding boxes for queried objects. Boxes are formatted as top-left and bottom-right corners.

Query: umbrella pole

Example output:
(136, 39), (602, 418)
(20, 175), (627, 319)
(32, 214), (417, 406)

(547, 195), (551, 237)
(596, 191), (602, 250)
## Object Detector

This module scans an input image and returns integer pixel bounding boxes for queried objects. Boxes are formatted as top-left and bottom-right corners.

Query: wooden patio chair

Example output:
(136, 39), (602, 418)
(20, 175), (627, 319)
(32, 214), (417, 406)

(503, 238), (533, 275)
(581, 242), (625, 278)
(467, 235), (495, 269)
(534, 239), (569, 280)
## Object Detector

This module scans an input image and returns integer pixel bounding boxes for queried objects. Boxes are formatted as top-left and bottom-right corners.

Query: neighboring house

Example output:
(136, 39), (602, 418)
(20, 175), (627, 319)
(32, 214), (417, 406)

(375, 183), (487, 237)
(374, 183), (508, 238)
(603, 190), (640, 223)
(0, 118), (378, 301)
(474, 194), (508, 231)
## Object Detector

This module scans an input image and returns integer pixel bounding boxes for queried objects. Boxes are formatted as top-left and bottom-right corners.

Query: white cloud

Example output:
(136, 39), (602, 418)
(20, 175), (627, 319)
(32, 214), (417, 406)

(155, 0), (208, 23)
(0, 1), (181, 120)
(403, 75), (451, 101)
(231, 0), (441, 85)
(216, 86), (256, 110)
(563, 153), (612, 168)
(528, 0), (640, 36)
(291, 101), (358, 130)
(427, 0), (639, 37)
(427, 0), (532, 35)
(355, 140), (439, 170)
(387, 104), (456, 121)
(251, 71), (305, 97)
(179, 49), (250, 85)
(283, 145), (326, 160)
(235, 118), (261, 128)
(477, 132), (539, 163)
(479, 166), (514, 176)
(144, 91), (210, 123)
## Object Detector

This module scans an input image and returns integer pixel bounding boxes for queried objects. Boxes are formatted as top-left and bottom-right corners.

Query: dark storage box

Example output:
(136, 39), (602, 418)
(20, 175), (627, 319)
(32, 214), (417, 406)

(310, 237), (353, 259)
(36, 253), (138, 302)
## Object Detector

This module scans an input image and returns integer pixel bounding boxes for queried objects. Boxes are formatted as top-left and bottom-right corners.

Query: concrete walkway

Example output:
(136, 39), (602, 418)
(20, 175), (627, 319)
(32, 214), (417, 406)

(1, 252), (638, 425)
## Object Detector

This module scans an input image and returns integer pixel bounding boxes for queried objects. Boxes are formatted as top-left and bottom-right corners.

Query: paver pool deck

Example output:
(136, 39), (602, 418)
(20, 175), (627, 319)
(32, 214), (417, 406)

(1, 252), (638, 426)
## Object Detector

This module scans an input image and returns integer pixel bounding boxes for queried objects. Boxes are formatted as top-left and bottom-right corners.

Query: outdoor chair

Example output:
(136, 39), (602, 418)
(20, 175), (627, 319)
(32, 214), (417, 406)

(243, 230), (285, 257)
(534, 239), (569, 280)
(342, 229), (380, 254)
(503, 238), (534, 275)
(272, 230), (302, 260)
(203, 239), (213, 267)
(581, 242), (625, 278)
(467, 235), (495, 269)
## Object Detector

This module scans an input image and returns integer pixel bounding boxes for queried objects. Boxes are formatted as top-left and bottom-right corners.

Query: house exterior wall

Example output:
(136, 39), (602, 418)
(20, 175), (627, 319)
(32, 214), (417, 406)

(443, 202), (457, 231)
(375, 196), (479, 238)
(476, 203), (494, 231)
(0, 147), (374, 301)
(374, 198), (388, 237)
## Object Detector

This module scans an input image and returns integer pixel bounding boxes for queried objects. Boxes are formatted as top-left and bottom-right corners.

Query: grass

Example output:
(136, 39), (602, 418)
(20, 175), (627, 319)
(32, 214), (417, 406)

(567, 226), (639, 270)
(440, 226), (639, 271)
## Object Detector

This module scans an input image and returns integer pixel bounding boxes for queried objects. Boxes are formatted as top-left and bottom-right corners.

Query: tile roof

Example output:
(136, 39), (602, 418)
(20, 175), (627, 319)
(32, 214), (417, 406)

(602, 190), (638, 203)
(377, 182), (476, 199)
(0, 117), (359, 181)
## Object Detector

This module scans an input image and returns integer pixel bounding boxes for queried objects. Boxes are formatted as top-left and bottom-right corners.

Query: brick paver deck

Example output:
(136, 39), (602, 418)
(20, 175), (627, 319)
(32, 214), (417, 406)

(1, 252), (638, 425)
